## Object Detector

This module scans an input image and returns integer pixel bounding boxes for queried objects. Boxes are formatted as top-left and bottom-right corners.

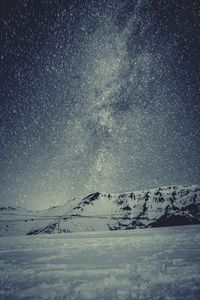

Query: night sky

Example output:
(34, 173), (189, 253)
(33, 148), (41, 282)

(0, 0), (200, 209)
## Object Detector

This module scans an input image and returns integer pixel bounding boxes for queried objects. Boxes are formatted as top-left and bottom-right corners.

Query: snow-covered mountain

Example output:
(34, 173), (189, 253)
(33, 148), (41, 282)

(1, 185), (200, 236)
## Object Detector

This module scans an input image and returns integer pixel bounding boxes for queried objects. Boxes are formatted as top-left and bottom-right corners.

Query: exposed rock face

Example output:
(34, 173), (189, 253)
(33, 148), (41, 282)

(108, 186), (200, 230)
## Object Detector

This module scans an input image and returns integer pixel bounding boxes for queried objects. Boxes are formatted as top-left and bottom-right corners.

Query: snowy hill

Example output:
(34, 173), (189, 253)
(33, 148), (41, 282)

(0, 198), (80, 236)
(0, 185), (200, 236)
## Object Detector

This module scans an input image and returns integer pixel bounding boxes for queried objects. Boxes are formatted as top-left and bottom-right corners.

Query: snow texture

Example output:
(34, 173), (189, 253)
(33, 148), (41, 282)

(0, 225), (200, 299)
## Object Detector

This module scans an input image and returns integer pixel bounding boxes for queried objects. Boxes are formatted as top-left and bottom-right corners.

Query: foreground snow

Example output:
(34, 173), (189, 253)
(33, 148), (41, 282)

(0, 225), (200, 299)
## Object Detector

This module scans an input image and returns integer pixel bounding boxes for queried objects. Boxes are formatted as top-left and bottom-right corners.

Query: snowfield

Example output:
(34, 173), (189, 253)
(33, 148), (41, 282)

(0, 225), (200, 300)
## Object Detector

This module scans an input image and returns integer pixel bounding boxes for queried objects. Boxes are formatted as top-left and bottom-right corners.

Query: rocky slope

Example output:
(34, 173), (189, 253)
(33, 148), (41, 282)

(0, 185), (200, 235)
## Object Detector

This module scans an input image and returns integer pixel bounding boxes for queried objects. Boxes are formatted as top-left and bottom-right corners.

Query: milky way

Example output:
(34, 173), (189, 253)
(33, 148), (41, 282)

(0, 0), (200, 209)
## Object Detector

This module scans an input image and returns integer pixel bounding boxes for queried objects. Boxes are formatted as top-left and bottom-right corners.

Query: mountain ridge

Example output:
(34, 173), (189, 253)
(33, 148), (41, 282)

(0, 184), (200, 236)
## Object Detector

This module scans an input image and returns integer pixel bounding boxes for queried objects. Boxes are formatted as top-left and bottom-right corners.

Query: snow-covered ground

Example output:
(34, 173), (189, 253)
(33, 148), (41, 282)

(0, 225), (200, 299)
